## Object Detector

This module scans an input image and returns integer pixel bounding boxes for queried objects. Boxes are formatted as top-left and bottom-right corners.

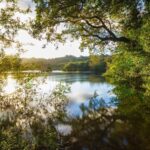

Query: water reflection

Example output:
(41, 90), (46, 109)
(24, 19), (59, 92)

(1, 73), (149, 149)
(1, 73), (115, 117)
(61, 79), (150, 150)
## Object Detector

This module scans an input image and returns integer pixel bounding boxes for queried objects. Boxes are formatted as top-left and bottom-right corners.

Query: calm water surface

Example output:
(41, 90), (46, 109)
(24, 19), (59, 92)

(2, 72), (116, 116)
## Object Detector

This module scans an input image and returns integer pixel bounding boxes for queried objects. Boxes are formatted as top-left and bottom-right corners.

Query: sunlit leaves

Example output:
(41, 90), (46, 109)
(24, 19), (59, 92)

(0, 0), (30, 51)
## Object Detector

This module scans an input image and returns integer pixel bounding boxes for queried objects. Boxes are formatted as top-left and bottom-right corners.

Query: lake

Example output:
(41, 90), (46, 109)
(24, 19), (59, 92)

(1, 71), (116, 117)
(1, 71), (147, 149)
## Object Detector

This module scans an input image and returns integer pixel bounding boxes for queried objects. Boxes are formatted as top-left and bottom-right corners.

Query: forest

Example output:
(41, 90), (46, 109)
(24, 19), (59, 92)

(0, 0), (150, 150)
(20, 55), (89, 71)
(0, 54), (109, 74)
(63, 55), (108, 73)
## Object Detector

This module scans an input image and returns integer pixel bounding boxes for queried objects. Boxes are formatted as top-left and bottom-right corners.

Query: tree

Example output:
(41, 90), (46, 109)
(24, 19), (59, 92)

(0, 54), (21, 72)
(32, 0), (149, 50)
(89, 55), (107, 73)
(1, 0), (149, 75)
(63, 61), (89, 71)
(0, 78), (70, 150)
(32, 0), (150, 90)
(0, 0), (29, 51)
(0, 0), (150, 149)
(31, 1), (150, 148)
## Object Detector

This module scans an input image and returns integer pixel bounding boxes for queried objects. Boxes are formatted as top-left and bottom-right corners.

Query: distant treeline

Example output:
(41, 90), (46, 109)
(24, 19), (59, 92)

(0, 54), (111, 74)
(0, 54), (21, 72)
(21, 55), (88, 71)
(63, 55), (110, 74)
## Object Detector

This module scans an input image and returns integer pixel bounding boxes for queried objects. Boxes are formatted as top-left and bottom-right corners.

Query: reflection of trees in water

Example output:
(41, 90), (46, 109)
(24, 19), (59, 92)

(88, 75), (105, 83)
(0, 76), (70, 149)
(63, 80), (150, 150)
(64, 101), (117, 150)
(0, 74), (150, 150)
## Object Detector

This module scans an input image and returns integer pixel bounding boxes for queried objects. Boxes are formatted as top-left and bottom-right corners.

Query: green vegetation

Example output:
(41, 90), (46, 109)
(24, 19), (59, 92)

(0, 0), (150, 149)
(20, 55), (88, 71)
(48, 55), (89, 70)
(63, 55), (108, 74)
(89, 55), (108, 73)
(63, 61), (89, 72)
(0, 77), (69, 150)
(0, 52), (21, 72)
(20, 57), (52, 72)
(0, 1), (28, 51)
(28, 0), (150, 148)
(0, 54), (108, 73)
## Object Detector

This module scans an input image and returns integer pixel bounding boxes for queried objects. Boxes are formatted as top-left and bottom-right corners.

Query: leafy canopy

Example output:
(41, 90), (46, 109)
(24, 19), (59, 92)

(0, 0), (30, 52)
(32, 0), (149, 53)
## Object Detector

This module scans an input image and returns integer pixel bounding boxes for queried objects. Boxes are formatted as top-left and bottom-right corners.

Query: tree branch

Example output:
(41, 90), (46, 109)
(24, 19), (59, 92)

(85, 20), (104, 29)
(81, 26), (130, 43)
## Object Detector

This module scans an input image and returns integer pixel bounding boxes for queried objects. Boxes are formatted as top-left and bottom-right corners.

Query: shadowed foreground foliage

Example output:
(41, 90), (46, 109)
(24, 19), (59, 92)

(0, 74), (150, 150)
(0, 76), (69, 150)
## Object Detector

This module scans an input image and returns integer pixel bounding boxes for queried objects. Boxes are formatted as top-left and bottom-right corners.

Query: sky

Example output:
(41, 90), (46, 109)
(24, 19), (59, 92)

(5, 30), (89, 59)
(2, 0), (89, 59)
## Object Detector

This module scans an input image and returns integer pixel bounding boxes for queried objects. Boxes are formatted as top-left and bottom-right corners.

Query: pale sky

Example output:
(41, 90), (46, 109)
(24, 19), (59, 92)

(1, 0), (89, 58)
(20, 40), (89, 59)
(5, 30), (89, 59)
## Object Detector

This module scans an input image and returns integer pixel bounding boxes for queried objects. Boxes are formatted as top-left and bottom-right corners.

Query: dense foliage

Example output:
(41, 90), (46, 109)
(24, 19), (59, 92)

(0, 54), (108, 73)
(63, 61), (89, 72)
(21, 57), (52, 72)
(0, 0), (150, 149)
(31, 0), (150, 95)
(0, 52), (21, 72)
(0, 0), (29, 51)
(31, 0), (150, 149)
(21, 55), (88, 71)
(63, 55), (108, 74)
(0, 76), (70, 150)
